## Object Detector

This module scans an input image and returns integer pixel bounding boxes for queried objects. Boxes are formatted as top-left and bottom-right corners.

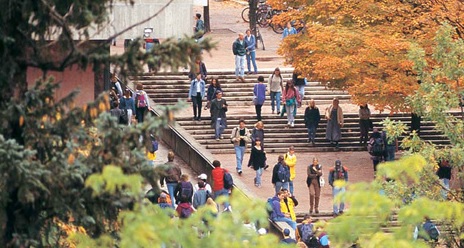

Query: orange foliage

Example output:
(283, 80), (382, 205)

(275, 0), (464, 112)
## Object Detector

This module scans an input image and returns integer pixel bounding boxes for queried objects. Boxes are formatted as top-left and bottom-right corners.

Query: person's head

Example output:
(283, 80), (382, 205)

(216, 90), (223, 99)
(371, 128), (381, 139)
(277, 190), (286, 199)
(238, 33), (244, 40)
(286, 22), (293, 29)
(112, 101), (119, 108)
(283, 228), (291, 237)
(281, 188), (289, 197)
(332, 97), (339, 107)
(181, 174), (189, 182)
(239, 119), (246, 128)
(313, 157), (318, 165)
(255, 121), (264, 129)
(254, 137), (261, 146)
(273, 67), (281, 76)
(196, 73), (202, 80)
(136, 83), (144, 90)
(360, 103), (368, 109)
(124, 89), (131, 98)
(288, 146), (295, 155)
(257, 76), (264, 83)
(335, 160), (342, 169)
(111, 75), (117, 83)
(159, 192), (168, 203)
(308, 99), (316, 108)
(286, 79), (294, 87)
(198, 181), (206, 189)
(198, 173), (207, 181)
(167, 150), (175, 162)
(304, 214), (312, 222)
(278, 154), (285, 162)
(211, 77), (220, 87)
(246, 29), (251, 36)
(213, 160), (221, 168)
(195, 13), (201, 20)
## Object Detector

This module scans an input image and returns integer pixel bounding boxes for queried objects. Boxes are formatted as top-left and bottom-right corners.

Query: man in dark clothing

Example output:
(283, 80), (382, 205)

(280, 228), (297, 244)
(272, 155), (290, 194)
(232, 33), (246, 82)
(292, 71), (306, 108)
(328, 160), (348, 216)
(210, 90), (228, 140)
(160, 151), (182, 208)
(437, 160), (451, 200)
(194, 13), (205, 40)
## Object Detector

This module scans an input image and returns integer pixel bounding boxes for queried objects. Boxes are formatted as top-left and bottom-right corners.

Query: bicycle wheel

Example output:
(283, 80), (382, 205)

(271, 22), (284, 34)
(241, 7), (250, 23)
(257, 13), (270, 28)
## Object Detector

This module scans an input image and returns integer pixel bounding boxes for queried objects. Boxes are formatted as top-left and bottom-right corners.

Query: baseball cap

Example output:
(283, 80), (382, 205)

(283, 228), (290, 236)
(198, 173), (207, 180)
(335, 160), (341, 166)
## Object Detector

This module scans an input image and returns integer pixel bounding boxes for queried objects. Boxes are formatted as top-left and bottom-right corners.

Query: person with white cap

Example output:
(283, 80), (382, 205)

(194, 173), (212, 193)
(328, 159), (348, 216)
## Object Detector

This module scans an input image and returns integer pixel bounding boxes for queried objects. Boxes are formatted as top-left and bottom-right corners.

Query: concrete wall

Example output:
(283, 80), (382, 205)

(96, 0), (194, 40)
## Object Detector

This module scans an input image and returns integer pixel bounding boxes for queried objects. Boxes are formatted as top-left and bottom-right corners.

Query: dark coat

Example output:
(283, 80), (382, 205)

(247, 146), (266, 170)
(210, 98), (228, 126)
(304, 107), (321, 128)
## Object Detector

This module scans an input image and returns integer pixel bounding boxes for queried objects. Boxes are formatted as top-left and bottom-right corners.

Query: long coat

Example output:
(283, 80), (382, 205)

(210, 98), (228, 127)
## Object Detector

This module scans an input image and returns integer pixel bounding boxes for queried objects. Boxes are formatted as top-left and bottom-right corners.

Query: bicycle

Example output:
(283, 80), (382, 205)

(241, 0), (271, 23)
(254, 27), (265, 50)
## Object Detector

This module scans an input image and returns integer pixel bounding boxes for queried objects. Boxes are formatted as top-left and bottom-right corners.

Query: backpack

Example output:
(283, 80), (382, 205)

(136, 92), (147, 108)
(178, 182), (193, 202)
(223, 170), (234, 189)
(369, 137), (385, 156)
(277, 164), (289, 182)
(180, 205), (193, 219)
(299, 223), (314, 246)
(423, 221), (439, 241)
(150, 140), (159, 153)
(306, 236), (320, 248)
(119, 109), (128, 125)
(266, 197), (274, 216)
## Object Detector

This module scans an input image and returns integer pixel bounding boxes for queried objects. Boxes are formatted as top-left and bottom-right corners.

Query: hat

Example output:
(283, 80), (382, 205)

(198, 173), (207, 180)
(335, 160), (341, 166)
(258, 76), (264, 82)
(159, 192), (167, 198)
(283, 228), (290, 236)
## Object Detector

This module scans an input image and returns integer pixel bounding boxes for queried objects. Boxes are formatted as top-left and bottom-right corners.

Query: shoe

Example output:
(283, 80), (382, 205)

(238, 170), (242, 175)
(240, 77), (245, 82)
(247, 71), (252, 75)
(220, 136), (224, 140)
(272, 110), (275, 114)
(309, 209), (313, 214)
(197, 117), (201, 121)
(291, 122), (294, 127)
(277, 112), (280, 115)
(236, 77), (240, 81)
(253, 72), (258, 74)
(263, 165), (269, 170)
(193, 117), (197, 121)
(333, 213), (339, 217)
(216, 138), (220, 141)
(312, 141), (315, 145)
(254, 178), (257, 184)
(308, 139), (311, 143)
(339, 210), (344, 215)
(315, 209), (319, 214)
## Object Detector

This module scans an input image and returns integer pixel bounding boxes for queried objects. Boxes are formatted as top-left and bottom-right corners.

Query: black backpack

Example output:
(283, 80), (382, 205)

(369, 137), (385, 156)
(223, 170), (234, 189)
(178, 182), (192, 203)
(119, 109), (128, 125)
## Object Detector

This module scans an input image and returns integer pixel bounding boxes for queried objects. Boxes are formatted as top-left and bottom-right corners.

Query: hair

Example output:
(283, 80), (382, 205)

(112, 101), (119, 108)
(212, 160), (221, 167)
(210, 77), (221, 88)
(167, 151), (175, 162)
(136, 83), (144, 90)
(308, 99), (316, 108)
(181, 174), (189, 181)
(332, 97), (339, 104)
(196, 13), (201, 19)
(313, 157), (318, 163)
(257, 76), (264, 82)
(124, 89), (131, 98)
(255, 121), (264, 129)
(285, 80), (296, 93)
(289, 145), (295, 151)
(239, 119), (246, 124)
(198, 181), (205, 188)
(278, 155), (285, 162)
(277, 191), (286, 196)
(360, 103), (369, 110)
(304, 214), (311, 220)
(246, 29), (251, 33)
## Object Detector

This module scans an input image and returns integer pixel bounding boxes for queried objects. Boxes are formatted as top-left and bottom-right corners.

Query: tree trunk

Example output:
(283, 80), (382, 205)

(204, 0), (211, 33)
(249, 0), (258, 47)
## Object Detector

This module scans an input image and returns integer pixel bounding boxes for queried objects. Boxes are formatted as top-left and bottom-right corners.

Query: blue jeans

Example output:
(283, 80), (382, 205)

(385, 145), (396, 161)
(440, 178), (450, 200)
(296, 85), (305, 104)
(333, 187), (346, 214)
(235, 55), (245, 77)
(289, 180), (294, 195)
(215, 118), (226, 139)
(213, 188), (230, 208)
(270, 91), (281, 113)
(273, 216), (297, 230)
(234, 145), (246, 171)
(307, 125), (316, 141)
(246, 50), (257, 73)
(274, 181), (289, 194)
(255, 167), (263, 185)
(166, 183), (177, 208)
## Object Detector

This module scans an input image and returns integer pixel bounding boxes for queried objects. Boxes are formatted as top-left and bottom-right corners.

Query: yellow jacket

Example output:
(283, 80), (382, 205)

(280, 197), (297, 221)
(284, 153), (297, 181)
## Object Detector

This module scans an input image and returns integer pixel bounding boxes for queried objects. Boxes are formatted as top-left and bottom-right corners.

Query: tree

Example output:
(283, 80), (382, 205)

(0, 0), (214, 246)
(323, 24), (464, 247)
(271, 0), (464, 112)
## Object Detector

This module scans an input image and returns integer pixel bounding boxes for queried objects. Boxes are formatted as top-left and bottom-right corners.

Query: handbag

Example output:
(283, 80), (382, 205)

(319, 177), (325, 187)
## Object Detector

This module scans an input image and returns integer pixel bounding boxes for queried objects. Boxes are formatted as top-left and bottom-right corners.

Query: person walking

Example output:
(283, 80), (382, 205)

(211, 160), (231, 211)
(210, 90), (228, 140)
(253, 76), (267, 121)
(160, 151), (181, 208)
(272, 155), (290, 193)
(359, 104), (371, 144)
(135, 83), (150, 123)
(247, 138), (266, 187)
(188, 58), (207, 81)
(174, 174), (194, 205)
(193, 181), (210, 209)
(230, 119), (251, 175)
(282, 21), (297, 39)
(119, 89), (135, 126)
(367, 129), (384, 173)
(245, 29), (258, 74)
(188, 72), (206, 121)
(205, 77), (221, 110)
(325, 98), (344, 148)
(284, 146), (297, 195)
(304, 99), (321, 144)
(292, 71), (306, 108)
(328, 160), (348, 216)
(193, 13), (205, 41)
(306, 157), (322, 214)
(268, 67), (283, 115)
(282, 80), (301, 127)
(437, 159), (451, 200)
(251, 121), (265, 149)
(232, 33), (246, 82)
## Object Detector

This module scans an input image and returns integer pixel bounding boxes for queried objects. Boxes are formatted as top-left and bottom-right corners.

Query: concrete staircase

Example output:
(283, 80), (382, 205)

(133, 69), (454, 154)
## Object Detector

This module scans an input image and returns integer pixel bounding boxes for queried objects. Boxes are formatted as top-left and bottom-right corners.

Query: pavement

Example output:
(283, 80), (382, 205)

(112, 0), (390, 214)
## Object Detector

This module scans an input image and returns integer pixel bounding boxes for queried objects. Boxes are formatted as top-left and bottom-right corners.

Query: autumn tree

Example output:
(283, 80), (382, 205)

(0, 0), (213, 246)
(271, 0), (464, 112)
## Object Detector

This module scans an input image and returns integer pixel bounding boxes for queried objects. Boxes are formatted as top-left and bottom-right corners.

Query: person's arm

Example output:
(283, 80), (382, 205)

(232, 41), (237, 55)
(202, 62), (207, 78)
(344, 170), (349, 182)
(188, 81), (193, 100)
(339, 107), (344, 126)
(247, 148), (255, 167)
(328, 170), (334, 186)
(316, 108), (321, 123)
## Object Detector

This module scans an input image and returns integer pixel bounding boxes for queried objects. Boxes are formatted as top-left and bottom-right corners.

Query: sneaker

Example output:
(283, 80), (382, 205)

(238, 170), (243, 175)
(216, 138), (220, 141)
(291, 122), (294, 127)
(198, 117), (202, 121)
(220, 136), (224, 140)
(277, 112), (280, 115)
(263, 165), (269, 170)
(272, 110), (275, 114)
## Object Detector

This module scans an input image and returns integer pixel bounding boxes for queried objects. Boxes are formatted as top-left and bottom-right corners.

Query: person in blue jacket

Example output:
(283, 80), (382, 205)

(270, 191), (297, 230)
(282, 22), (297, 39)
(253, 76), (267, 121)
(188, 73), (206, 121)
(245, 29), (258, 74)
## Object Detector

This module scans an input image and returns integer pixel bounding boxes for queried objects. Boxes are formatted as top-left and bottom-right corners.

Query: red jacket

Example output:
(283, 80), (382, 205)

(212, 167), (226, 191)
